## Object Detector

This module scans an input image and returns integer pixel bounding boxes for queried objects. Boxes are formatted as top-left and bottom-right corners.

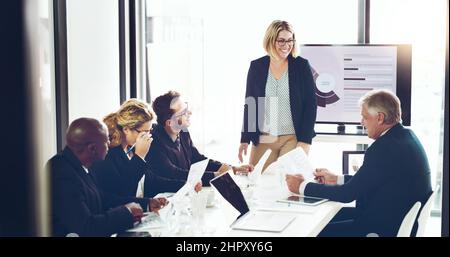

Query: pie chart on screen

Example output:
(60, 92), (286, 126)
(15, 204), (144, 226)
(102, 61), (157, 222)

(314, 73), (339, 107)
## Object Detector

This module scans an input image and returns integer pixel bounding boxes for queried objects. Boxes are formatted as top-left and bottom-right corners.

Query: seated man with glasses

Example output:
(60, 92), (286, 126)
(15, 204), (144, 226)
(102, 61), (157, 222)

(147, 91), (254, 189)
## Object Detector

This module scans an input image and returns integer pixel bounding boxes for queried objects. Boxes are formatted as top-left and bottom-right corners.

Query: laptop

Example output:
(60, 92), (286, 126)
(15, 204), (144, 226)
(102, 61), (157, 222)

(209, 171), (297, 233)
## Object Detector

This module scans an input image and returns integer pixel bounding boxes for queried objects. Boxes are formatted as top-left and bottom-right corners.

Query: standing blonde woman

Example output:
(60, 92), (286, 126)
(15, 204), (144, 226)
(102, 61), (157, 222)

(91, 99), (189, 198)
(238, 20), (317, 172)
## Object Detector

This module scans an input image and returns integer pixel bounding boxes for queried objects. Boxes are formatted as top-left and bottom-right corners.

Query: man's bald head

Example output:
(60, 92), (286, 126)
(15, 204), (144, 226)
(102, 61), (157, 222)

(66, 118), (109, 166)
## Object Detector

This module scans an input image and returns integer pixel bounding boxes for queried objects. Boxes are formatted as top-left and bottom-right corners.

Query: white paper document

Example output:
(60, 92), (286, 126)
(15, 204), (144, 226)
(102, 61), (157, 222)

(170, 183), (191, 203)
(248, 149), (271, 184)
(171, 159), (209, 202)
(186, 159), (209, 186)
(276, 147), (315, 182)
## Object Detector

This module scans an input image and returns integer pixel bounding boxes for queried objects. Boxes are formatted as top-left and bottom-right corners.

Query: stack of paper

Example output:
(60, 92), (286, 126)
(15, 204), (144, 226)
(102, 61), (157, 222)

(275, 147), (315, 182)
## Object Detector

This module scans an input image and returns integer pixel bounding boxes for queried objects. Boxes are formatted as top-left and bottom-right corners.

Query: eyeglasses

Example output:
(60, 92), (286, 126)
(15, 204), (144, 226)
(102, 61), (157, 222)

(174, 102), (190, 118)
(276, 39), (295, 46)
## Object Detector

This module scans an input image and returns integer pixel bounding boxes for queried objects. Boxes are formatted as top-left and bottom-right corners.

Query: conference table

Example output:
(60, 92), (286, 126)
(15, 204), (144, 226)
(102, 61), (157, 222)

(128, 172), (343, 237)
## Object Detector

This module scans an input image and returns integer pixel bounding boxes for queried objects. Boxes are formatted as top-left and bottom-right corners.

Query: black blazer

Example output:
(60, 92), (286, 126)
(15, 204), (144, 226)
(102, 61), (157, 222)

(241, 55), (317, 145)
(91, 145), (186, 198)
(146, 124), (222, 187)
(47, 147), (149, 237)
(305, 124), (432, 236)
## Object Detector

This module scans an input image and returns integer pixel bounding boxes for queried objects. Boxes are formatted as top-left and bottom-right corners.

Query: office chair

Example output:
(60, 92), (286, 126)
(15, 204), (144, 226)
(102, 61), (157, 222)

(415, 191), (436, 237)
(366, 201), (421, 237)
(366, 201), (422, 237)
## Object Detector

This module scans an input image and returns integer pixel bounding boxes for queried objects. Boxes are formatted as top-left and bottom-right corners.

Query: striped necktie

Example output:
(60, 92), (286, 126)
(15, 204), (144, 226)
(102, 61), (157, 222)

(174, 135), (181, 151)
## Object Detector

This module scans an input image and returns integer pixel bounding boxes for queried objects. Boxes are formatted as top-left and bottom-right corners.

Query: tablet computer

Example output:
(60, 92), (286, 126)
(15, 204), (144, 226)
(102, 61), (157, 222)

(276, 195), (328, 206)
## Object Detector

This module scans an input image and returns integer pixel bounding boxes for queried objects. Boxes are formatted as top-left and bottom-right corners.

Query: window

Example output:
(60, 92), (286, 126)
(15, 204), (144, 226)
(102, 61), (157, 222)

(66, 0), (121, 122)
(145, 0), (359, 164)
(37, 0), (57, 166)
(371, 0), (447, 217)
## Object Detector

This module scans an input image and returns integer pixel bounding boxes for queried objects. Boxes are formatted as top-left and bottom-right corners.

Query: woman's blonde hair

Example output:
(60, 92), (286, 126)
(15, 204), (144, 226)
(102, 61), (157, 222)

(104, 99), (155, 147)
(263, 20), (298, 60)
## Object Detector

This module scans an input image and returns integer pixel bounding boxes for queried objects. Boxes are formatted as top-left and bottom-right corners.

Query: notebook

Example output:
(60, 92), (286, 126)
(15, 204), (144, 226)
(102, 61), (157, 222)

(209, 171), (296, 233)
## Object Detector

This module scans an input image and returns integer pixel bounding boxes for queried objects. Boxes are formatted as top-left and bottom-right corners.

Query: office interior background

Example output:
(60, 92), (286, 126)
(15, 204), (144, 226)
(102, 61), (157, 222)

(0, 0), (448, 237)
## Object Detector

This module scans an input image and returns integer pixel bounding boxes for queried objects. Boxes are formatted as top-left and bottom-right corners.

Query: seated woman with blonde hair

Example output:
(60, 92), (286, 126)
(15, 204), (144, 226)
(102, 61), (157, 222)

(91, 99), (200, 198)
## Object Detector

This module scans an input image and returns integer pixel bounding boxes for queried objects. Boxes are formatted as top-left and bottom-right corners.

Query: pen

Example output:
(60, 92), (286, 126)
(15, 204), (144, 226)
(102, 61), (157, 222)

(126, 143), (136, 154)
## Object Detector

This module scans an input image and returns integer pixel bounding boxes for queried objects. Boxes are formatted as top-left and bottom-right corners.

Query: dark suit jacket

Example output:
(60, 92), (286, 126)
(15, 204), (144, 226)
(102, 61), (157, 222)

(47, 147), (149, 237)
(146, 124), (222, 187)
(305, 123), (432, 236)
(241, 55), (317, 145)
(91, 145), (186, 198)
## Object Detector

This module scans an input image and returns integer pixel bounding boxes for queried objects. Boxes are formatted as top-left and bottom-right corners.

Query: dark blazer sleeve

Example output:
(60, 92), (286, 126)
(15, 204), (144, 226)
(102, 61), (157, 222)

(99, 189), (149, 211)
(297, 59), (317, 144)
(91, 154), (146, 197)
(240, 61), (256, 143)
(51, 162), (134, 236)
(304, 146), (394, 203)
(344, 175), (353, 183)
(90, 157), (149, 209)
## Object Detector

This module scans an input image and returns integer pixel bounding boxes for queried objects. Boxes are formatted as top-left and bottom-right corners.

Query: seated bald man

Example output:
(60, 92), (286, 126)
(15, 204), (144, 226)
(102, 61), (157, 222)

(47, 118), (167, 237)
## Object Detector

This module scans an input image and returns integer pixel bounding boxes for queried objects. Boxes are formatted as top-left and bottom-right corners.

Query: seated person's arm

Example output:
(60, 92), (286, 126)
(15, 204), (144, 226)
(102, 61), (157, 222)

(189, 138), (254, 176)
(304, 149), (394, 203)
(147, 145), (190, 180)
(214, 163), (254, 176)
(53, 173), (134, 236)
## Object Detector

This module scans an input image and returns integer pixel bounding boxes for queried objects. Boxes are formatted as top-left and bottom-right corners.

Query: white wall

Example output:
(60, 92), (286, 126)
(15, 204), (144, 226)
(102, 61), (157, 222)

(66, 0), (120, 122)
